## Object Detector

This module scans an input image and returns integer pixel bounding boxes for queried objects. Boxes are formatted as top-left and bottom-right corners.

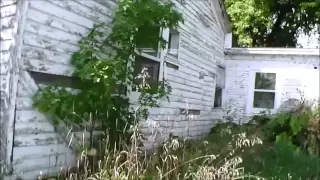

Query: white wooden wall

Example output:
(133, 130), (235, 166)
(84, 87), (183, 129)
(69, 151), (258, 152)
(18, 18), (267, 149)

(1, 0), (227, 179)
(224, 48), (320, 122)
(0, 0), (17, 174)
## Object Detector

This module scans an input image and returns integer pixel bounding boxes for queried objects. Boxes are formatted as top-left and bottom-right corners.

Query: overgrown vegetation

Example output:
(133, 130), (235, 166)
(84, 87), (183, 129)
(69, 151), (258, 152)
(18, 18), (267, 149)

(30, 0), (320, 179)
(223, 0), (320, 47)
(32, 0), (182, 149)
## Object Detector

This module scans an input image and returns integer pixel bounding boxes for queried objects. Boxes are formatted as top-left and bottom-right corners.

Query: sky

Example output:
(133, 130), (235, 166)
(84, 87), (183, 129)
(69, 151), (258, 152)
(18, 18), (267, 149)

(297, 27), (319, 48)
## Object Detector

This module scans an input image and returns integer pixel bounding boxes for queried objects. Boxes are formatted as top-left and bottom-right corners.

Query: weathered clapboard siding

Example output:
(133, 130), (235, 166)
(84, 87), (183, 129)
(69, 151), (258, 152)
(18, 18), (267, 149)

(9, 70), (76, 179)
(224, 48), (320, 122)
(1, 0), (229, 179)
(152, 0), (225, 139)
(0, 0), (16, 174)
(4, 0), (117, 179)
(0, 0), (27, 176)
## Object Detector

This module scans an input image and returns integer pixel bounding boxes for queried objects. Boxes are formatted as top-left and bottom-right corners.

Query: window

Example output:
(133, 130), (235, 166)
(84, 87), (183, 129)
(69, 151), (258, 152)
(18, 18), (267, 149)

(133, 55), (160, 90)
(214, 66), (225, 108)
(253, 73), (276, 109)
(136, 25), (161, 57)
(168, 29), (180, 54)
(214, 88), (222, 107)
(132, 26), (170, 93)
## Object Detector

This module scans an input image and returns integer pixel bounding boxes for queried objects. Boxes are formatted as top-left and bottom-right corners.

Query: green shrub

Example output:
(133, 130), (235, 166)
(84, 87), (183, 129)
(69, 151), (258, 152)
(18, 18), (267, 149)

(242, 140), (320, 180)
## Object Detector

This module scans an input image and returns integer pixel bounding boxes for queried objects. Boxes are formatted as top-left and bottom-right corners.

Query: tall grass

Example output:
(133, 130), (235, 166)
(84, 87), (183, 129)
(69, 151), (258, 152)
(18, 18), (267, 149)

(44, 123), (263, 180)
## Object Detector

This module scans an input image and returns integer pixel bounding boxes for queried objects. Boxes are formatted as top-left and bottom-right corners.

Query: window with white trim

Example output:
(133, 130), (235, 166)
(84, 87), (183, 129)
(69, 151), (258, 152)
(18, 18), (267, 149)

(132, 26), (169, 91)
(214, 66), (225, 108)
(133, 55), (160, 89)
(168, 29), (180, 55)
(253, 72), (276, 109)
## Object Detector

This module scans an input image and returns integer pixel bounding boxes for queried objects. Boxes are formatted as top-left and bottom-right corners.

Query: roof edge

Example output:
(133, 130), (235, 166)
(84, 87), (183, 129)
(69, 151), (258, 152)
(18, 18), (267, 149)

(213, 0), (231, 33)
(225, 48), (320, 56)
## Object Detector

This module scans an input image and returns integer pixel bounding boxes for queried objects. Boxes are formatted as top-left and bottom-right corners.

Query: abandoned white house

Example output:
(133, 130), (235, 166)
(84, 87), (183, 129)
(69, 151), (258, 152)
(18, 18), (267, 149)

(0, 0), (319, 179)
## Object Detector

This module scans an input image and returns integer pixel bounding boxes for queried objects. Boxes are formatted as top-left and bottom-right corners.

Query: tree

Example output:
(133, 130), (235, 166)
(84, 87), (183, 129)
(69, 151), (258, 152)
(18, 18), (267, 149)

(224, 0), (320, 47)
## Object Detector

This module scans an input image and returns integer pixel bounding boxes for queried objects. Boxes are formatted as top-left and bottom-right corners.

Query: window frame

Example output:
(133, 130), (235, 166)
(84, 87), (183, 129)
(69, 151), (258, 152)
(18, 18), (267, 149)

(167, 29), (181, 56)
(130, 28), (169, 101)
(213, 65), (225, 109)
(247, 70), (281, 115)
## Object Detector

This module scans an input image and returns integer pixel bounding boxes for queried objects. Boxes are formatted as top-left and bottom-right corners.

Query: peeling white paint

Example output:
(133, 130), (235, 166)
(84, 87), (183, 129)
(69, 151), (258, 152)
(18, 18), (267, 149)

(224, 51), (320, 122)
(1, 0), (229, 179)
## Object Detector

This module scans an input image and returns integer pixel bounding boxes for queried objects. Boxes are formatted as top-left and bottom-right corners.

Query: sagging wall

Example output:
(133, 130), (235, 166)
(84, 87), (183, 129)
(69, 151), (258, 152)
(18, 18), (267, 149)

(1, 0), (227, 179)
(224, 48), (320, 122)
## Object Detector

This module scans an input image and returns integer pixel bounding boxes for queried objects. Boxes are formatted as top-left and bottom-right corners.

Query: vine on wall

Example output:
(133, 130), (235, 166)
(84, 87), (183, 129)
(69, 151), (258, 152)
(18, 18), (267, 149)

(32, 0), (183, 149)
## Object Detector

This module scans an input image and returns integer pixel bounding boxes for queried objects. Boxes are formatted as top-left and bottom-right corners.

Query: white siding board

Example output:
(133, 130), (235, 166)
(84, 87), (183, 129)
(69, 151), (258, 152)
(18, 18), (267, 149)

(24, 20), (83, 44)
(23, 58), (75, 76)
(0, 40), (12, 51)
(1, 0), (17, 7)
(23, 32), (79, 54)
(15, 122), (56, 135)
(22, 45), (72, 65)
(12, 144), (72, 161)
(75, 0), (116, 18)
(14, 133), (62, 147)
(1, 28), (14, 40)
(29, 1), (96, 28)
(48, 0), (113, 25)
(0, 51), (10, 64)
(0, 16), (15, 29)
(0, 4), (16, 17)
(26, 8), (89, 35)
(12, 155), (68, 174)
(15, 110), (48, 123)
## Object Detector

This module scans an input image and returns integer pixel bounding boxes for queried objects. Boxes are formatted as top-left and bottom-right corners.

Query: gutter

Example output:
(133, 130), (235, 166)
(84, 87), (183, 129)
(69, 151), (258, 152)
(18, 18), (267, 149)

(225, 48), (320, 56)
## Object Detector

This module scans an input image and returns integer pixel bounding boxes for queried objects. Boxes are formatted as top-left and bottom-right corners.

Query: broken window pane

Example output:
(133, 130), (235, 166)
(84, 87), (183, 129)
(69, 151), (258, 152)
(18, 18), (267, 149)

(136, 25), (160, 51)
(133, 55), (160, 90)
(254, 73), (276, 90)
(214, 88), (222, 108)
(253, 91), (275, 109)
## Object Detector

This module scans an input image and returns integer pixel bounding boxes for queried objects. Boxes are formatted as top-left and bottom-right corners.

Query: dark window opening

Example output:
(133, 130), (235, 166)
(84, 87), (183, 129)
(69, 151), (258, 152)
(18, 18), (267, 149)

(132, 55), (160, 91)
(214, 87), (222, 108)
(180, 108), (200, 115)
(166, 61), (179, 70)
(28, 71), (81, 88)
(28, 71), (127, 95)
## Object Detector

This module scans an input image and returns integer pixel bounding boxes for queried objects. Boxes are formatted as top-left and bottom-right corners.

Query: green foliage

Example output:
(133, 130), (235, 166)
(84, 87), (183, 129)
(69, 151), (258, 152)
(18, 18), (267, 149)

(33, 0), (183, 149)
(223, 0), (320, 47)
(247, 103), (320, 158)
(242, 140), (320, 180)
(209, 121), (320, 179)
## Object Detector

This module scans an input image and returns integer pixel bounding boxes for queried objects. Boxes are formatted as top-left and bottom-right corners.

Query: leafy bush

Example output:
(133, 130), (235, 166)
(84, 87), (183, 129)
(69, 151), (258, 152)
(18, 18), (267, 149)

(32, 0), (183, 150)
(242, 140), (320, 180)
(260, 103), (320, 156)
